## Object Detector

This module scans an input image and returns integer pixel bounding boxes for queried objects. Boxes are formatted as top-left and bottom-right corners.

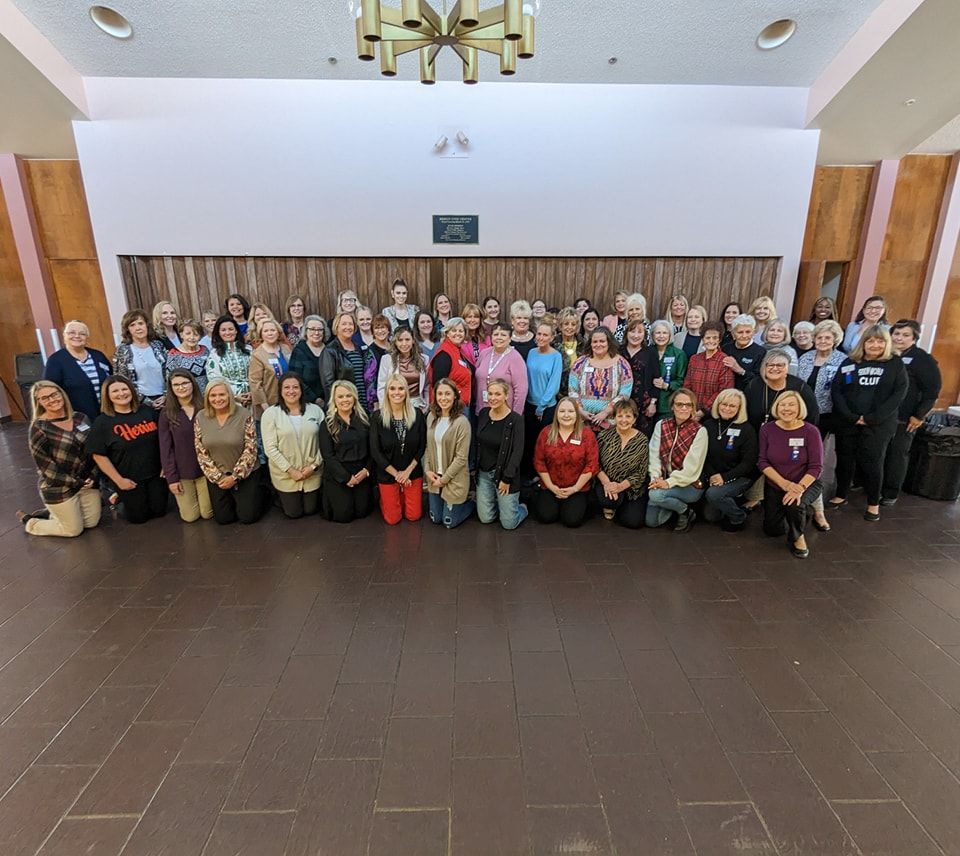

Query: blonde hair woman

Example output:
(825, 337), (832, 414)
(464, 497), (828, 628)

(18, 381), (101, 537)
(748, 295), (778, 345)
(317, 380), (374, 522)
(668, 294), (690, 335)
(700, 388), (758, 531)
(248, 318), (293, 419)
(509, 299), (536, 359)
(602, 290), (630, 343)
(152, 300), (181, 349)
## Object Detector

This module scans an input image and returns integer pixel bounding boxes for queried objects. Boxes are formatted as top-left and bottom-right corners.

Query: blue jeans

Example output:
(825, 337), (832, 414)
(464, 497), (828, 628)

(703, 477), (752, 524)
(427, 492), (475, 529)
(476, 469), (528, 530)
(646, 485), (703, 528)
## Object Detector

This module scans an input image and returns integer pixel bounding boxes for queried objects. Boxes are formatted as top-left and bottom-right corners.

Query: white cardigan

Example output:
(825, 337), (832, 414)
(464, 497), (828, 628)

(260, 403), (324, 493)
(376, 356), (427, 409)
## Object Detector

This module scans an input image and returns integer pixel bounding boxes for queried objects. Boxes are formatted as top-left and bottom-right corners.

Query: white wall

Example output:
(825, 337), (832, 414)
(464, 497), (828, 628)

(74, 78), (820, 326)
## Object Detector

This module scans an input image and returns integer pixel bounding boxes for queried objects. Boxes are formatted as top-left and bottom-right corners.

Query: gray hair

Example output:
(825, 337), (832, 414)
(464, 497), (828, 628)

(792, 321), (815, 336)
(649, 319), (673, 337)
(444, 316), (467, 338)
(731, 313), (756, 332)
(303, 314), (328, 337)
(761, 348), (792, 370)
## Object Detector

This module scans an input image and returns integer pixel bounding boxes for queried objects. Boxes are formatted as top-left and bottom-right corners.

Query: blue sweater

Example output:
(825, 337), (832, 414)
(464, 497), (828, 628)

(43, 347), (113, 419)
(526, 348), (563, 410)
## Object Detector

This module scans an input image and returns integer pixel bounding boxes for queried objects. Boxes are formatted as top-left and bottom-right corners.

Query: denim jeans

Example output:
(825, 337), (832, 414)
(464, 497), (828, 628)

(646, 485), (704, 528)
(476, 469), (528, 530)
(427, 492), (475, 529)
(703, 477), (752, 524)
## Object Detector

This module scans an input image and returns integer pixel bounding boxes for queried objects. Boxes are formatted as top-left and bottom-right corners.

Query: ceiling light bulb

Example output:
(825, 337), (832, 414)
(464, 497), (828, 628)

(456, 131), (470, 146)
(434, 135), (448, 151)
(89, 5), (133, 39)
(757, 19), (797, 50)
(904, 98), (917, 106)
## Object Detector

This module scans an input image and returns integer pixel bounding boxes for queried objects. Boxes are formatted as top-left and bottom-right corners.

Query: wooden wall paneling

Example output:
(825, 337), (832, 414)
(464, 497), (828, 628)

(802, 166), (875, 262)
(49, 259), (114, 356)
(0, 189), (40, 419)
(792, 261), (827, 322)
(932, 234), (960, 407)
(23, 160), (97, 260)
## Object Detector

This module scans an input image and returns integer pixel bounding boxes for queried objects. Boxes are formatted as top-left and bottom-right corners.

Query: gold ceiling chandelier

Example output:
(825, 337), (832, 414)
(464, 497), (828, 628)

(350, 0), (541, 84)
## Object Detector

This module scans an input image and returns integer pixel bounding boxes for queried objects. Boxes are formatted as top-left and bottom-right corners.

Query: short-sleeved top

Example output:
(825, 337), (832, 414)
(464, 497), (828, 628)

(87, 405), (162, 480)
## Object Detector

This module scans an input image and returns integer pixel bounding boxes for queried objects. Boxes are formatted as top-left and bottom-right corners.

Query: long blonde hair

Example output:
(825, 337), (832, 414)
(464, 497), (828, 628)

(380, 373), (416, 429)
(30, 381), (74, 424)
(326, 380), (369, 440)
(546, 397), (585, 444)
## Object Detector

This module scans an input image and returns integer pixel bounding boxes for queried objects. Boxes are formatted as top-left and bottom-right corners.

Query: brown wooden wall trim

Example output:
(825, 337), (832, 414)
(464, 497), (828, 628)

(120, 256), (780, 325)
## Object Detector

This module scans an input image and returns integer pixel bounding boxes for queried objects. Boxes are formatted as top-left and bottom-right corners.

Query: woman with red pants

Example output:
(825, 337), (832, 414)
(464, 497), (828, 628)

(370, 373), (427, 524)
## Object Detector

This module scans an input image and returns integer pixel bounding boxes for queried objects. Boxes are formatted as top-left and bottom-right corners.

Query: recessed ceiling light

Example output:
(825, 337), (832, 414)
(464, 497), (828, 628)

(757, 19), (796, 50)
(89, 5), (133, 39)
(904, 98), (917, 106)
(328, 56), (338, 64)
(608, 57), (618, 65)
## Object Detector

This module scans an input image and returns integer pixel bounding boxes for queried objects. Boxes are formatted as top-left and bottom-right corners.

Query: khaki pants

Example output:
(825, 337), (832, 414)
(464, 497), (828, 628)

(173, 477), (214, 522)
(25, 488), (101, 538)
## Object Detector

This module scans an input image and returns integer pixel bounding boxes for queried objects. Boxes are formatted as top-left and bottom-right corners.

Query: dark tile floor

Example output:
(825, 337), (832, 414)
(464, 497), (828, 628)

(1, 422), (960, 855)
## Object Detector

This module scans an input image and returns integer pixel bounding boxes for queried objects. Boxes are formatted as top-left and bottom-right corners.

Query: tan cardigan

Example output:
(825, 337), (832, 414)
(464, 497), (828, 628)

(424, 413), (471, 505)
(260, 403), (323, 493)
(249, 345), (292, 419)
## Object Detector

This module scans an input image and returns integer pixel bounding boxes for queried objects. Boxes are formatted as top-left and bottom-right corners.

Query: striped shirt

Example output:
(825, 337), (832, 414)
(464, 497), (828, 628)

(77, 355), (102, 401)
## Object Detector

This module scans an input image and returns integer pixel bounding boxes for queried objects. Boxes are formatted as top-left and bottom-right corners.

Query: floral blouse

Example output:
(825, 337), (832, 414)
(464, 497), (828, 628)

(568, 355), (634, 430)
(205, 344), (251, 396)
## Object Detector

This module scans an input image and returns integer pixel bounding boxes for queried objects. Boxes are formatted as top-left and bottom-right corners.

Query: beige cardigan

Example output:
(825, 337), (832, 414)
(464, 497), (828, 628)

(424, 413), (471, 505)
(249, 345), (293, 419)
(260, 403), (323, 493)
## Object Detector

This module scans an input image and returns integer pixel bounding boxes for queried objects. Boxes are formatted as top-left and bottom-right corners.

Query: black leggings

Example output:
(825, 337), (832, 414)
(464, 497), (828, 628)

(834, 422), (897, 506)
(763, 480), (823, 544)
(277, 489), (320, 519)
(321, 478), (374, 523)
(594, 482), (646, 529)
(534, 490), (589, 528)
(119, 475), (168, 524)
(209, 475), (267, 525)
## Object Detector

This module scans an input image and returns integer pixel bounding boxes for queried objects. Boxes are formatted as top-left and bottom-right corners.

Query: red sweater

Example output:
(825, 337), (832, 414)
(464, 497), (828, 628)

(533, 426), (600, 492)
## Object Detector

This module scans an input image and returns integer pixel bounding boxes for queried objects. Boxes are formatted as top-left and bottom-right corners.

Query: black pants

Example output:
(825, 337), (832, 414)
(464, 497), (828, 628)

(321, 477), (374, 523)
(209, 475), (266, 525)
(763, 480), (822, 544)
(834, 422), (897, 506)
(523, 402), (555, 476)
(594, 483), (646, 529)
(817, 411), (839, 440)
(882, 422), (915, 501)
(120, 475), (168, 524)
(534, 490), (589, 528)
(278, 489), (320, 519)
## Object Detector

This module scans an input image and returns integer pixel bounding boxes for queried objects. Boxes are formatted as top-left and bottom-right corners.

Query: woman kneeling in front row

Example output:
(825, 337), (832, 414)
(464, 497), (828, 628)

(595, 398), (649, 529)
(533, 396), (599, 528)
(701, 388), (758, 532)
(371, 373), (427, 524)
(646, 388), (707, 532)
(318, 380), (375, 523)
(476, 379), (528, 530)
(425, 378), (475, 528)
(759, 390), (823, 558)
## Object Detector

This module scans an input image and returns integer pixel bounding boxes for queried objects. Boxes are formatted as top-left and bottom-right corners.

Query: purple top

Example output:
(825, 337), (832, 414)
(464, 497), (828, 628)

(758, 421), (823, 484)
(158, 408), (203, 483)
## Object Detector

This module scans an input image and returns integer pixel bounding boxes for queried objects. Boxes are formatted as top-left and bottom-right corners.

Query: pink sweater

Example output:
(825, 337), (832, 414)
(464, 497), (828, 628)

(474, 347), (528, 415)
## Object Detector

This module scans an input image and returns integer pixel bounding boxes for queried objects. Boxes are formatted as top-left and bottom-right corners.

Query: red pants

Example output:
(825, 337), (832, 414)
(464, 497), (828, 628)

(378, 478), (424, 525)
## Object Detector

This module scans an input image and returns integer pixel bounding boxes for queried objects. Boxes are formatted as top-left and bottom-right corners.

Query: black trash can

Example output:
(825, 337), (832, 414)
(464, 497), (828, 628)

(904, 413), (960, 501)
(14, 352), (44, 417)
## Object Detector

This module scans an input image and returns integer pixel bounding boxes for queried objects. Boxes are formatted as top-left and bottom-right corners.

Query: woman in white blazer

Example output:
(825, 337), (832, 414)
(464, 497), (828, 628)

(376, 328), (427, 411)
(260, 372), (323, 518)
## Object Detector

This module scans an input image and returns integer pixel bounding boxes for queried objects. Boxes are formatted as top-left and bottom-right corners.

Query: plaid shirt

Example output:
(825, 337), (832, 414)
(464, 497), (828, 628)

(685, 349), (734, 413)
(29, 415), (97, 503)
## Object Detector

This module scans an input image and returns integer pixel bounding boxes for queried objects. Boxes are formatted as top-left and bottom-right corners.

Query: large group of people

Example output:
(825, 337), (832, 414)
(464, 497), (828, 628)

(21, 285), (942, 560)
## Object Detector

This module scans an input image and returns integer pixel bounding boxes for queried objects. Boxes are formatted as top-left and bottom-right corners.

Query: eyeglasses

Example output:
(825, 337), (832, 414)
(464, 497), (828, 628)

(674, 402), (694, 410)
(37, 391), (63, 403)
(306, 326), (323, 333)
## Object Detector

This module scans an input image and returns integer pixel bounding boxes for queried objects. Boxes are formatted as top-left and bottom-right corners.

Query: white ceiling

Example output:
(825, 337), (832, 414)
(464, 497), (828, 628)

(0, 35), (79, 156)
(915, 115), (960, 154)
(9, 0), (889, 85)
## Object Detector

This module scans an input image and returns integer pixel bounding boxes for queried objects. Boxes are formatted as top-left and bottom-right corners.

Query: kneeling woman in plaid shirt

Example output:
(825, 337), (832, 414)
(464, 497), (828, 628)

(19, 381), (101, 537)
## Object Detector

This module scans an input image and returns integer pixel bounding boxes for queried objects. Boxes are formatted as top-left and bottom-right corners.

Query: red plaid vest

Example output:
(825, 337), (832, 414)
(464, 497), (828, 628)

(658, 417), (701, 474)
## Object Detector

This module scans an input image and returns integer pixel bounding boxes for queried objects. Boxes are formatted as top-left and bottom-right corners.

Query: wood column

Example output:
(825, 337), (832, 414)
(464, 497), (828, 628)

(917, 153), (960, 349)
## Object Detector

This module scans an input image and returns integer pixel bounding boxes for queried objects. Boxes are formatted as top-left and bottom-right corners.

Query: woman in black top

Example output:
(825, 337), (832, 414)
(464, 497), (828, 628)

(701, 388), (758, 531)
(318, 380), (374, 523)
(370, 373), (427, 525)
(319, 313), (373, 408)
(623, 319), (656, 433)
(744, 350), (819, 433)
(475, 379), (527, 530)
(830, 325), (908, 521)
(288, 315), (326, 406)
(87, 375), (167, 524)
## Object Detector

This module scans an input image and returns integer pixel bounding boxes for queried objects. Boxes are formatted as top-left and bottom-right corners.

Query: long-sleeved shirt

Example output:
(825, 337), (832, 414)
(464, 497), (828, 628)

(317, 416), (373, 483)
(797, 350), (846, 414)
(29, 415), (97, 504)
(568, 355), (634, 429)
(475, 347), (528, 414)
(526, 348), (563, 411)
(205, 344), (252, 396)
(369, 410), (427, 483)
(158, 408), (203, 483)
(165, 346), (210, 393)
(842, 320), (890, 353)
(288, 339), (325, 405)
(652, 345), (688, 413)
(744, 376), (819, 431)
(700, 417), (758, 483)
(722, 341), (766, 390)
(533, 426), (599, 492)
(898, 345), (942, 421)
(758, 421), (823, 484)
(685, 350), (734, 413)
(831, 357), (908, 429)
(596, 427), (648, 499)
(194, 407), (259, 482)
(648, 420), (707, 488)
(43, 348), (112, 419)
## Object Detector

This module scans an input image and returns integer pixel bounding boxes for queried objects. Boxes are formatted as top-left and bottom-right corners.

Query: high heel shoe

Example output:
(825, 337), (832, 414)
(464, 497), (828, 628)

(812, 517), (831, 532)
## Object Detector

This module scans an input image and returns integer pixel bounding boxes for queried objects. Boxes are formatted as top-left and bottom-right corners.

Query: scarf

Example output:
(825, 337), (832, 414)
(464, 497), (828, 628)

(659, 417), (701, 474)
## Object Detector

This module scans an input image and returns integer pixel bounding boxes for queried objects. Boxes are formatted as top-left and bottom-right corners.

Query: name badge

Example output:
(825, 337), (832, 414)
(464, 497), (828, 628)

(584, 366), (595, 373)
(458, 359), (469, 368)
(841, 365), (855, 373)
(789, 438), (805, 447)
(77, 422), (90, 432)
(727, 428), (741, 437)
(902, 357), (913, 365)
(664, 357), (675, 365)
(570, 438), (582, 445)
(481, 390), (489, 402)
(98, 363), (111, 373)
(842, 364), (855, 384)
